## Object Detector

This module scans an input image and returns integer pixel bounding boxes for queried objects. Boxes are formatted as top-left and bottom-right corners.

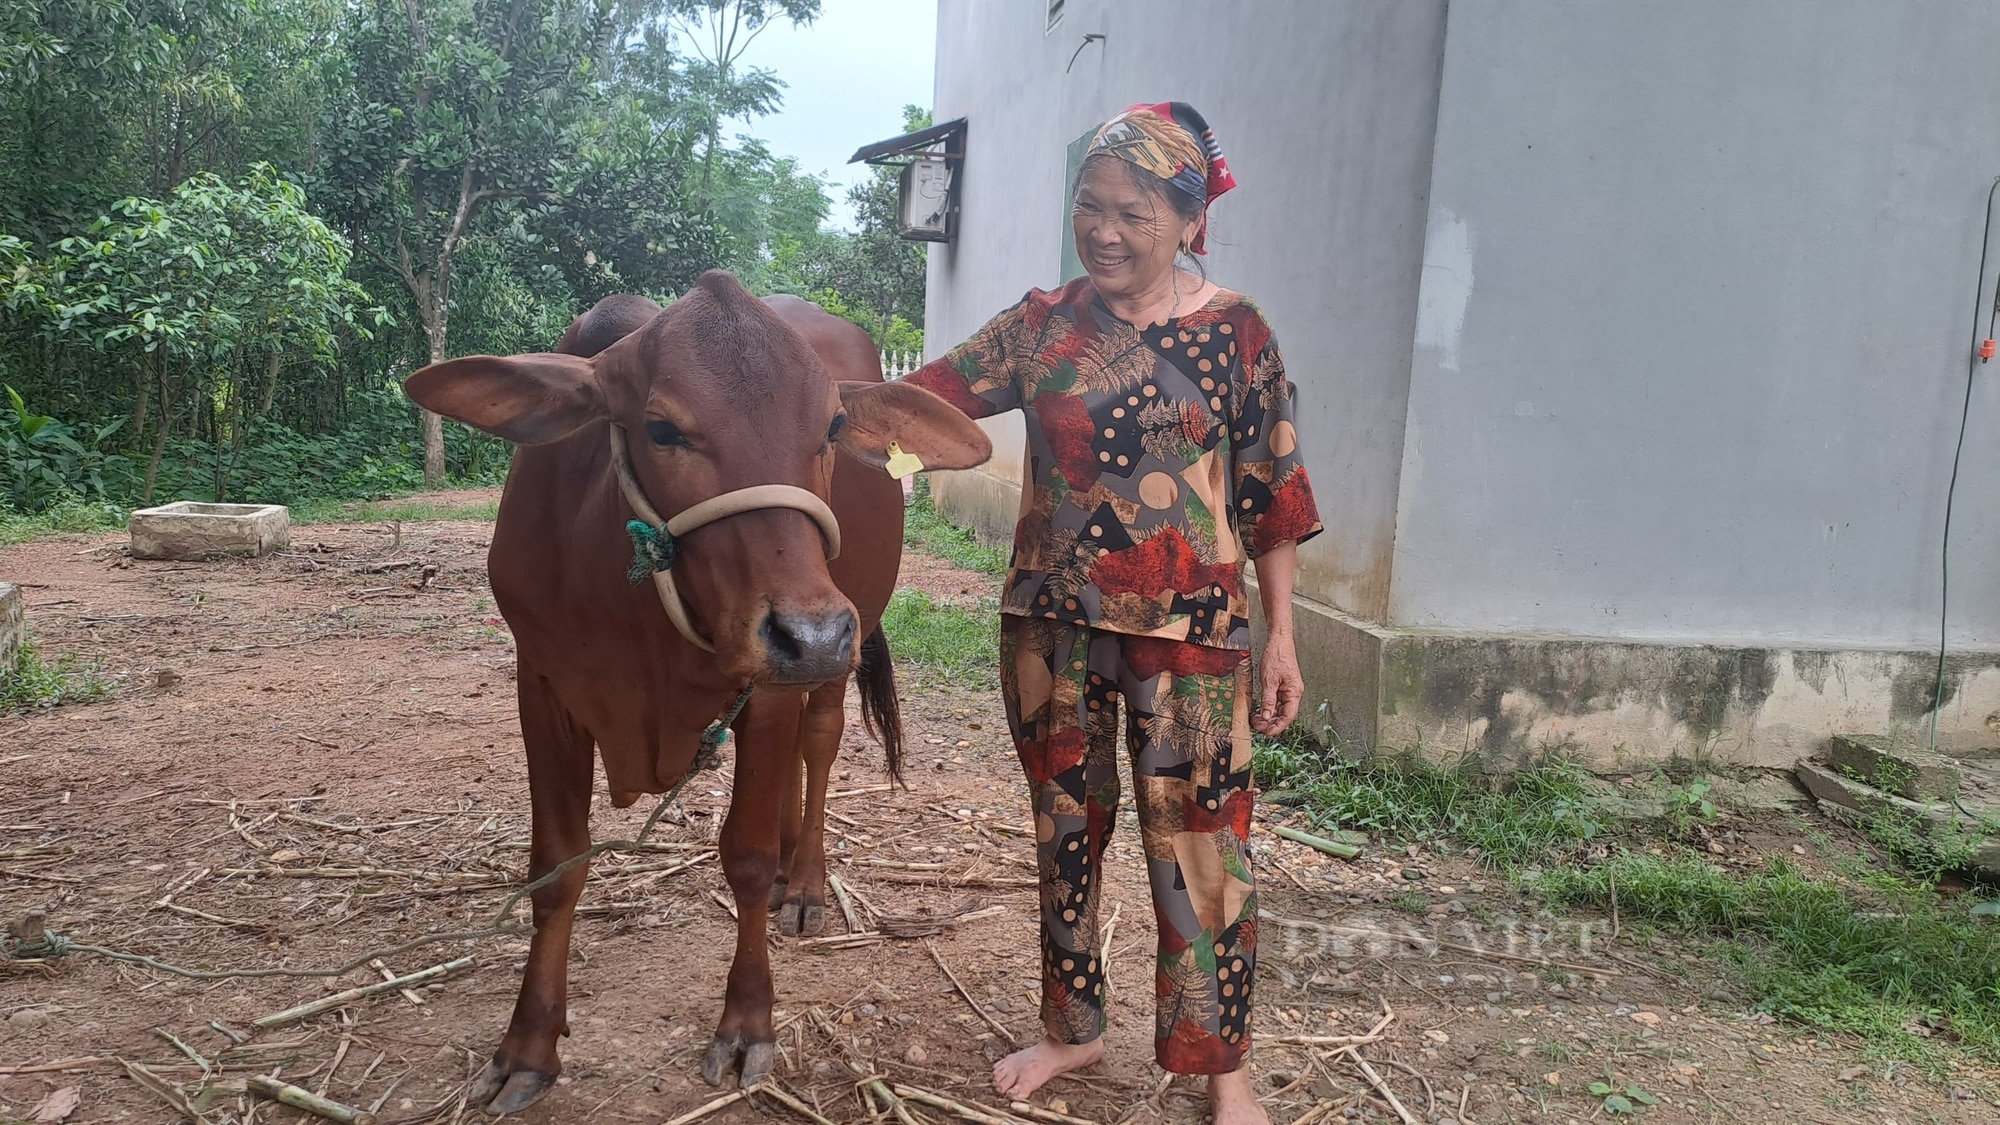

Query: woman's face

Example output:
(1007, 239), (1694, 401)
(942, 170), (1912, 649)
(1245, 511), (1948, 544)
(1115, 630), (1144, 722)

(1071, 161), (1197, 304)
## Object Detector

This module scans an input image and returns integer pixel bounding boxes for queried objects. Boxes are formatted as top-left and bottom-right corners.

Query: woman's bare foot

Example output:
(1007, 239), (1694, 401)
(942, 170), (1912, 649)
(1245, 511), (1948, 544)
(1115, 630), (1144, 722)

(991, 1036), (1104, 1101)
(1207, 1067), (1269, 1125)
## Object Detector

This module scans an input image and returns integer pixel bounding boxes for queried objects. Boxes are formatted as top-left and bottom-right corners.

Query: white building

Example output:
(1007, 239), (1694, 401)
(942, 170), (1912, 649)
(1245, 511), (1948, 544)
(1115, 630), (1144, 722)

(913, 1), (2000, 768)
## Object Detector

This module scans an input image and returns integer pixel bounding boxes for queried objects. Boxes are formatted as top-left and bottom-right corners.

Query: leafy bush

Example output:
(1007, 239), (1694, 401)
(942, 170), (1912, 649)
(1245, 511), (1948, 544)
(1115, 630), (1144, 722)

(0, 641), (114, 714)
(0, 385), (129, 512)
(0, 495), (125, 546)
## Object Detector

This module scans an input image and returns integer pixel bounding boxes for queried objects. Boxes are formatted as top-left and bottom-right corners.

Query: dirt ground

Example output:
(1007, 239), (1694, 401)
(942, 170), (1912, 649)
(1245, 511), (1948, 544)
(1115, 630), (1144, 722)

(2, 494), (1997, 1125)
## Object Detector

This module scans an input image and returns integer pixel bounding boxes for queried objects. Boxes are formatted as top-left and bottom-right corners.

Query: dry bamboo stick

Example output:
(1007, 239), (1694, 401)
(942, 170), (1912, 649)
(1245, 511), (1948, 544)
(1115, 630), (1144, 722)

(153, 1028), (214, 1074)
(1349, 1053), (1418, 1125)
(220, 866), (505, 881)
(247, 1075), (378, 1125)
(924, 939), (1017, 1047)
(826, 785), (894, 799)
(120, 1058), (211, 1123)
(1270, 824), (1363, 859)
(659, 1088), (750, 1125)
(252, 956), (472, 1027)
(160, 902), (267, 932)
(368, 959), (424, 1005)
(0, 1056), (114, 1076)
(1005, 1101), (1099, 1125)
(755, 1082), (841, 1125)
(890, 1084), (1031, 1125)
(827, 872), (862, 933)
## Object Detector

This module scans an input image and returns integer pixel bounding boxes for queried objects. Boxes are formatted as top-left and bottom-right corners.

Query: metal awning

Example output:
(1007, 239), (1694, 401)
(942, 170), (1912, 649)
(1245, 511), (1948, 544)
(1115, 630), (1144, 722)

(847, 118), (968, 166)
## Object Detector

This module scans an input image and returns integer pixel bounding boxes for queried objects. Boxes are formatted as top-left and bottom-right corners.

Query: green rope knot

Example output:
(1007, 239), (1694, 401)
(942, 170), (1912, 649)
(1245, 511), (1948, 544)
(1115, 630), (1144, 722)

(4, 931), (72, 961)
(695, 684), (754, 772)
(626, 519), (677, 583)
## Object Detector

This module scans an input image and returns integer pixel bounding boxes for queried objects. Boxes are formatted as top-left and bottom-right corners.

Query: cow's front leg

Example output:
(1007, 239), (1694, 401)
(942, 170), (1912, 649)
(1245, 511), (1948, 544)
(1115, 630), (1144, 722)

(768, 743), (804, 913)
(472, 670), (594, 1116)
(777, 679), (845, 936)
(703, 690), (802, 1087)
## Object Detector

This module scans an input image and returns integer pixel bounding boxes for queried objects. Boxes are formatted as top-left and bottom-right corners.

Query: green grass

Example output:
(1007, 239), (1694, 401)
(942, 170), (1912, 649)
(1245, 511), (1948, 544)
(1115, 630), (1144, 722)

(0, 497), (126, 546)
(0, 489), (498, 546)
(1253, 733), (1614, 868)
(903, 477), (1008, 576)
(879, 588), (999, 688)
(291, 494), (500, 524)
(1258, 727), (2000, 1066)
(1, 641), (114, 713)
(1532, 852), (2000, 1067)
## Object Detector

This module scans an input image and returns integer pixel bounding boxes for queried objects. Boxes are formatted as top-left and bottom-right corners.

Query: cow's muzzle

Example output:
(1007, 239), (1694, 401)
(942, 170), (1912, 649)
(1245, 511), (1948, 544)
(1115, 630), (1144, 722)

(609, 425), (841, 656)
(761, 606), (859, 685)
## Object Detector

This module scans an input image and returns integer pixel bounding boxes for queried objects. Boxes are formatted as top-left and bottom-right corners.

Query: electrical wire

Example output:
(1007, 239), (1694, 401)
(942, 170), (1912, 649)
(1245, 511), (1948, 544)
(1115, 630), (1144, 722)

(1928, 176), (2000, 752)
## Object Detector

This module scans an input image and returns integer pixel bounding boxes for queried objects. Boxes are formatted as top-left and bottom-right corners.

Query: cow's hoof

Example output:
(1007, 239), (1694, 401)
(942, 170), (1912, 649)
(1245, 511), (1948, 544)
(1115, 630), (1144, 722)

(701, 1034), (743, 1087)
(468, 1057), (557, 1117)
(777, 899), (826, 937)
(700, 1034), (776, 1087)
(766, 876), (789, 910)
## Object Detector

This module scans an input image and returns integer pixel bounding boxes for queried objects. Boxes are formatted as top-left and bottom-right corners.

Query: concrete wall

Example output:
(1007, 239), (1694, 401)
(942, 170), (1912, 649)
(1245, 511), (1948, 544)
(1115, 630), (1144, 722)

(924, 0), (2000, 762)
(1391, 0), (2000, 649)
(929, 0), (1449, 621)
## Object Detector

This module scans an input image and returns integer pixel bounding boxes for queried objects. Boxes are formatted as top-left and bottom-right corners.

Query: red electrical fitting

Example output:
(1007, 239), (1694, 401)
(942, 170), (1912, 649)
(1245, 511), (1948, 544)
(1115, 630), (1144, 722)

(1983, 338), (1997, 362)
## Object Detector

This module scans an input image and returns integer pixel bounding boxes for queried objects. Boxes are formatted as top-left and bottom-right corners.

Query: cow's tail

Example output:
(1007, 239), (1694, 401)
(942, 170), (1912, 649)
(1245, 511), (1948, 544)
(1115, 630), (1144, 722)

(856, 624), (903, 783)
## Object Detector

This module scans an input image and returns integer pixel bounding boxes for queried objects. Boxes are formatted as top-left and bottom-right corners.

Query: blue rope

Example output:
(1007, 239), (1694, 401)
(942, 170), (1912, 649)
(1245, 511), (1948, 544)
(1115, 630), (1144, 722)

(626, 519), (677, 583)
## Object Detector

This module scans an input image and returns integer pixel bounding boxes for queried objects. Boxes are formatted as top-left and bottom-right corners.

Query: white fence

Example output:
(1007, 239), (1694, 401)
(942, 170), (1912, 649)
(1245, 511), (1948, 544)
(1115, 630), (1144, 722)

(879, 348), (923, 381)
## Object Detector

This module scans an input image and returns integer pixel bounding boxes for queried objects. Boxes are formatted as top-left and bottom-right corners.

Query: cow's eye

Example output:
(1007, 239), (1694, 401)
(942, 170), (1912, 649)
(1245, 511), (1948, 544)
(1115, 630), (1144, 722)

(826, 414), (847, 444)
(646, 420), (688, 448)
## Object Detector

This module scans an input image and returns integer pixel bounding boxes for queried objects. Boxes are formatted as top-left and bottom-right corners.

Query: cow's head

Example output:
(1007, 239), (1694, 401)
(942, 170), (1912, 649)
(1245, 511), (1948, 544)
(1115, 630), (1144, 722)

(403, 271), (991, 685)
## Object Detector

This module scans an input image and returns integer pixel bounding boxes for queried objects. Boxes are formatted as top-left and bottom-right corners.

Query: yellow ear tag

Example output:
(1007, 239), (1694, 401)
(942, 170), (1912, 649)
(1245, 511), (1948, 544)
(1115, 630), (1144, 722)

(884, 442), (925, 481)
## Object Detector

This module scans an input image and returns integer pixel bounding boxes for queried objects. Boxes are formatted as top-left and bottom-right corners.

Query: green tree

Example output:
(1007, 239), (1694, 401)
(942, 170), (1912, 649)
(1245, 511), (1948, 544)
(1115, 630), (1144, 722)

(664, 0), (818, 199)
(316, 0), (627, 486)
(8, 165), (379, 502)
(835, 104), (930, 330)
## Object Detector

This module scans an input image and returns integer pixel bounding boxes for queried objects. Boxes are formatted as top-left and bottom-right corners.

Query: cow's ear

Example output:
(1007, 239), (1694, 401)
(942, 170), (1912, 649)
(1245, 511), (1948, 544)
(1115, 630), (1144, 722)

(403, 353), (603, 445)
(834, 380), (994, 473)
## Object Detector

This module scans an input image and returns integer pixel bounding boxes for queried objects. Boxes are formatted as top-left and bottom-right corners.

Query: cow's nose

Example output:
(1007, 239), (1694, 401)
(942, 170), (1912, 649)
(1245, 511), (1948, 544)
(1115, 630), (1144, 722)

(760, 608), (858, 684)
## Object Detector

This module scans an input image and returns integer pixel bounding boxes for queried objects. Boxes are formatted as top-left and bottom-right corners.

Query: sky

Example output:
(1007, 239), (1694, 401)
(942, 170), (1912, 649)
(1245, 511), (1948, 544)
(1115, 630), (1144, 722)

(727, 0), (938, 230)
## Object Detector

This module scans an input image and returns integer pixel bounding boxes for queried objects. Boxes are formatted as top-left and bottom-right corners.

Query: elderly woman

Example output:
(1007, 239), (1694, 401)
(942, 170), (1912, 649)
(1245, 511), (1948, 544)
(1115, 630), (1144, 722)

(905, 103), (1320, 1124)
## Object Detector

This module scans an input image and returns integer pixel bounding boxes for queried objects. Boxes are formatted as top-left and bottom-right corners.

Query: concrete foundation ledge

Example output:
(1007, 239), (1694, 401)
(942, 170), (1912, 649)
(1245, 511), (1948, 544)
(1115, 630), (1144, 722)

(921, 467), (1999, 773)
(130, 501), (290, 561)
(0, 582), (21, 669)
(1287, 598), (2000, 771)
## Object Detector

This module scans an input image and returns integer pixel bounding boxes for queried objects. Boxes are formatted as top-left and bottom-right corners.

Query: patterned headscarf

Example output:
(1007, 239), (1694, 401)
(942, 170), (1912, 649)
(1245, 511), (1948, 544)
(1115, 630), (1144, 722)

(1083, 101), (1237, 255)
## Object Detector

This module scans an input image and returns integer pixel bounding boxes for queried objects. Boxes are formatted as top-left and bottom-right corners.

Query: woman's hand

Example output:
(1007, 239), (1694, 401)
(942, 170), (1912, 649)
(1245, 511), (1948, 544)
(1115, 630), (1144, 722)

(1254, 633), (1304, 736)
(1251, 540), (1305, 736)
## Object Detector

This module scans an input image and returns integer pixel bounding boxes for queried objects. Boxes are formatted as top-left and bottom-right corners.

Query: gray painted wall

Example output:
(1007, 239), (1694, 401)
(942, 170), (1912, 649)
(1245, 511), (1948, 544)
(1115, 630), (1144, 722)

(928, 0), (2000, 659)
(929, 0), (1449, 621)
(1391, 0), (2000, 648)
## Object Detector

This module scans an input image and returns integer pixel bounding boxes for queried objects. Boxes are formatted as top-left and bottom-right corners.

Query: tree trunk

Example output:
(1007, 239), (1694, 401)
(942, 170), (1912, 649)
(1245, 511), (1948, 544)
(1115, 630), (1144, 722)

(131, 358), (151, 456)
(142, 375), (176, 506)
(422, 318), (448, 487)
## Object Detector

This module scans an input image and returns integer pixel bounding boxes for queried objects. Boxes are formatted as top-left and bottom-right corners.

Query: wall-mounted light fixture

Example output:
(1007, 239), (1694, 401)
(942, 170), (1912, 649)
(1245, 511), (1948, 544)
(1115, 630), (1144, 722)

(848, 117), (967, 244)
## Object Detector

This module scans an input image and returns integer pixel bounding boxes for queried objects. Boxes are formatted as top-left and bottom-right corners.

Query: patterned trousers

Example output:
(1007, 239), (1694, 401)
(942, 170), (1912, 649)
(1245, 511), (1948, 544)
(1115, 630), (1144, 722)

(999, 616), (1258, 1075)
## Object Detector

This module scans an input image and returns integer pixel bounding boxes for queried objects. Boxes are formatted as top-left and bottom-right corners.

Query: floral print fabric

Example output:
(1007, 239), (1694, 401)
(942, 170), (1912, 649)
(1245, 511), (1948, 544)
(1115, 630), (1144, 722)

(906, 279), (1322, 650)
(1001, 616), (1259, 1073)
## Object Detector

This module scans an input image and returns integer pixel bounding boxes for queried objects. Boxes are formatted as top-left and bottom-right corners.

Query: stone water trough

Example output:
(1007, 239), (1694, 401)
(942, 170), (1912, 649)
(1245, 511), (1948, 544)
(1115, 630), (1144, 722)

(129, 501), (290, 561)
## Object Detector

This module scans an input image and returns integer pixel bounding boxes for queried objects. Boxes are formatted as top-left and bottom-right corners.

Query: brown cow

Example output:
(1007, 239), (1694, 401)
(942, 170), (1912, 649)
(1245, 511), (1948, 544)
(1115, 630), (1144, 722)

(404, 272), (990, 1114)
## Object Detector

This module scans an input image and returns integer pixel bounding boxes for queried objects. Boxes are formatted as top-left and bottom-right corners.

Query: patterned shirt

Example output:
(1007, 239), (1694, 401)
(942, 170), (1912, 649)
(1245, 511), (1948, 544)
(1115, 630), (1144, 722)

(906, 278), (1322, 649)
